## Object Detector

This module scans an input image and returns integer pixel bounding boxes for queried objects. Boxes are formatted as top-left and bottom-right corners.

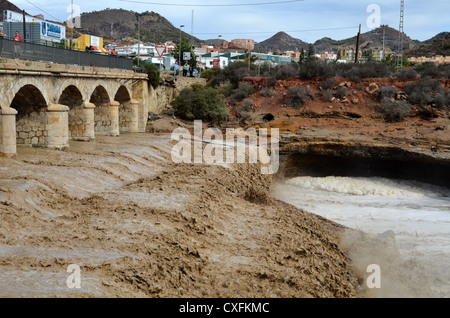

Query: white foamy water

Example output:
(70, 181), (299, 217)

(271, 176), (450, 297)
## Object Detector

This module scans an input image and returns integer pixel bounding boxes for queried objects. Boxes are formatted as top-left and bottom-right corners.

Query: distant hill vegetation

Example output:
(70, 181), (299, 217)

(257, 31), (310, 53)
(314, 26), (420, 53)
(407, 32), (450, 58)
(255, 26), (422, 55)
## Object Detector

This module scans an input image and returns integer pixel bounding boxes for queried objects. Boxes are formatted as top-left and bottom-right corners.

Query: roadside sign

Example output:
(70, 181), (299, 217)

(183, 52), (191, 61)
(155, 46), (166, 57)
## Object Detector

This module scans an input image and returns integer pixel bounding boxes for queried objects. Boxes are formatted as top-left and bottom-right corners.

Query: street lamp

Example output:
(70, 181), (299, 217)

(179, 25), (184, 74)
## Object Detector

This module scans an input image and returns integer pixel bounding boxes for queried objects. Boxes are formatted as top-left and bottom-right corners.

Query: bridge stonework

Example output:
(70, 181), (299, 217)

(0, 59), (149, 157)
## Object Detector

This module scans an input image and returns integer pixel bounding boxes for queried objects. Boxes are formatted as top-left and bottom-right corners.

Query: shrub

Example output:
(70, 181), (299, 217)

(242, 98), (256, 112)
(137, 62), (160, 89)
(299, 59), (335, 80)
(304, 86), (316, 101)
(335, 86), (348, 99)
(321, 89), (334, 102)
(261, 87), (276, 97)
(201, 67), (221, 81)
(396, 68), (419, 79)
(336, 61), (394, 82)
(230, 82), (255, 105)
(285, 86), (309, 109)
(217, 81), (234, 98)
(379, 86), (397, 99)
(213, 62), (256, 88)
(171, 84), (229, 124)
(415, 62), (441, 79)
(321, 78), (338, 90)
(270, 64), (299, 80)
(380, 98), (411, 122)
(264, 76), (277, 88)
(434, 92), (450, 110)
(404, 79), (443, 106)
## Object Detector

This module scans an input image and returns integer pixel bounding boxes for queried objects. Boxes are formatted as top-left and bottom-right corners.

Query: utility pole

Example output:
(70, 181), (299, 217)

(355, 24), (361, 63)
(71, 0), (73, 48)
(382, 26), (386, 61)
(179, 25), (184, 72)
(22, 10), (26, 42)
(397, 0), (405, 71)
(137, 13), (142, 67)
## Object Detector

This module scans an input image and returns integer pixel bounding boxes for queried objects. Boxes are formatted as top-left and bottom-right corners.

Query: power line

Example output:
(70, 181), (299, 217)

(118, 0), (305, 7)
(22, 0), (63, 22)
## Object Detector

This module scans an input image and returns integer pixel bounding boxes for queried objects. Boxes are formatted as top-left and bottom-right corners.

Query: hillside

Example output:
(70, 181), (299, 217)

(422, 32), (450, 45)
(407, 32), (450, 57)
(314, 25), (420, 53)
(257, 31), (310, 53)
(78, 9), (202, 46)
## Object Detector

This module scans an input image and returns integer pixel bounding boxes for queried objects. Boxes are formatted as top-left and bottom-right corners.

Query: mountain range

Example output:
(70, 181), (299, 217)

(0, 1), (448, 57)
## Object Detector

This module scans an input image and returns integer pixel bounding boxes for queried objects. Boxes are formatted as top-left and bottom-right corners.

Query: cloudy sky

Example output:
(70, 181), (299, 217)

(11, 0), (450, 43)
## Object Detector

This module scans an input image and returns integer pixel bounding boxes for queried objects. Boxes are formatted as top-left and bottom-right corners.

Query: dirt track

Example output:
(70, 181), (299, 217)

(0, 133), (367, 298)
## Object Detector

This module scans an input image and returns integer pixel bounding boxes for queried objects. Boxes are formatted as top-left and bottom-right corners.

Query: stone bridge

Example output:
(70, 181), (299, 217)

(0, 58), (151, 157)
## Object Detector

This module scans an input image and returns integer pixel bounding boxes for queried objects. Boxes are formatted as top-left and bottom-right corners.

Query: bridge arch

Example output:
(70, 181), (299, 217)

(115, 85), (137, 133)
(5, 78), (50, 108)
(90, 85), (119, 136)
(10, 84), (48, 146)
(59, 85), (93, 141)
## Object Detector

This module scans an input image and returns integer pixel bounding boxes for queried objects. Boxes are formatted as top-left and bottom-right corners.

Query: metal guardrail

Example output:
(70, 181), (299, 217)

(0, 37), (133, 70)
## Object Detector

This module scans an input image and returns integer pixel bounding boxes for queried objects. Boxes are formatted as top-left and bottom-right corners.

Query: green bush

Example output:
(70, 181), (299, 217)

(299, 59), (335, 80)
(201, 67), (221, 81)
(217, 81), (234, 98)
(434, 92), (450, 110)
(321, 78), (338, 90)
(404, 78), (443, 106)
(261, 87), (276, 97)
(171, 84), (230, 124)
(212, 62), (256, 88)
(230, 82), (255, 105)
(380, 98), (411, 122)
(320, 89), (334, 102)
(335, 86), (348, 99)
(379, 86), (397, 99)
(396, 68), (419, 79)
(146, 63), (161, 89)
(285, 86), (312, 109)
(266, 64), (299, 80)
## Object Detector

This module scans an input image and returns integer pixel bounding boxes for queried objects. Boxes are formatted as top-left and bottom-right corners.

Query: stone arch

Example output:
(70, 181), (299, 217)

(59, 85), (84, 109)
(10, 84), (48, 147)
(90, 85), (118, 136)
(6, 78), (50, 108)
(115, 86), (136, 133)
(90, 85), (111, 106)
(55, 80), (87, 103)
(59, 85), (93, 141)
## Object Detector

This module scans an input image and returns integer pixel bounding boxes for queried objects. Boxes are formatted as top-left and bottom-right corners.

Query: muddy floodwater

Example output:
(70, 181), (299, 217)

(1, 133), (366, 298)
